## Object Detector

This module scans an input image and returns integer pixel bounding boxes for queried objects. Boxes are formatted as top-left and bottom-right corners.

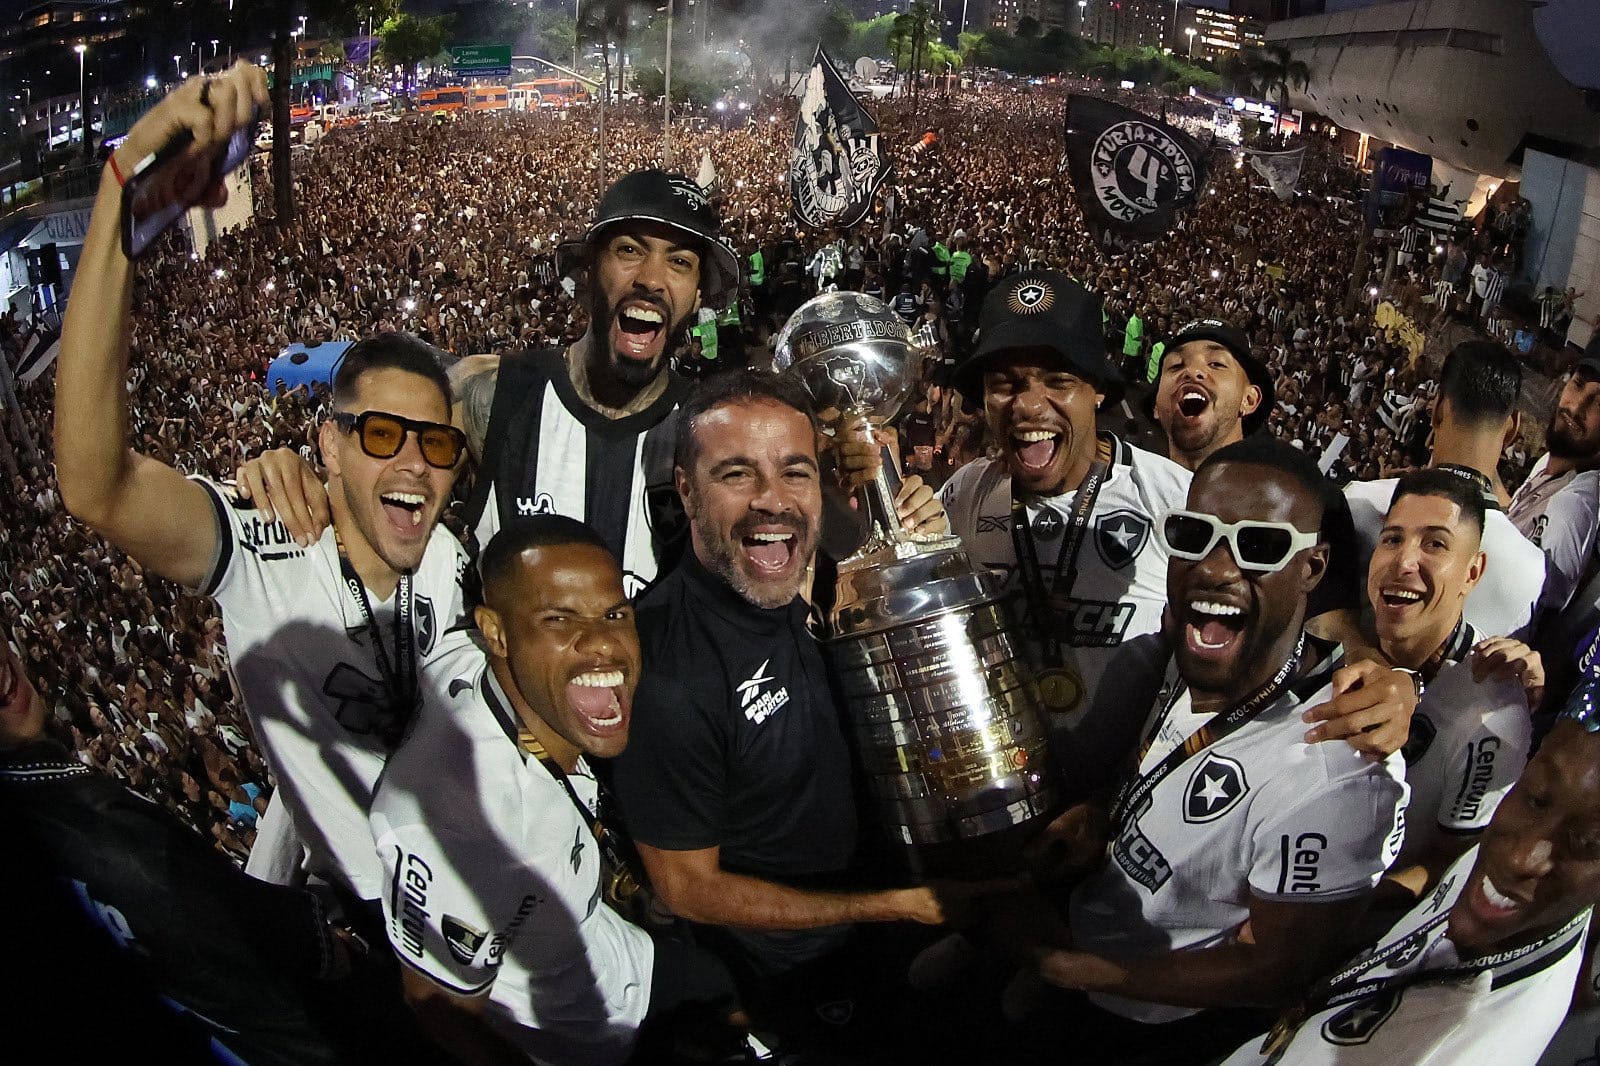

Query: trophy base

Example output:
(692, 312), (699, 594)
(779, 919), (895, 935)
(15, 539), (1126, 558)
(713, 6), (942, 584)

(829, 543), (1062, 878)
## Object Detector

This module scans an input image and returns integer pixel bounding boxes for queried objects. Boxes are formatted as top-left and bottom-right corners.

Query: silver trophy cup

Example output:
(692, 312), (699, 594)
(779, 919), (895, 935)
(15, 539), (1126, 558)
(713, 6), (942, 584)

(774, 292), (1058, 877)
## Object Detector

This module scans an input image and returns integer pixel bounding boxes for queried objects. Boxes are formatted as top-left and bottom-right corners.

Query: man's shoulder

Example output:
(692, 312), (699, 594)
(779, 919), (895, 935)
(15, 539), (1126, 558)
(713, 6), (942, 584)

(941, 455), (1005, 505)
(1117, 441), (1192, 508)
(1343, 477), (1398, 509)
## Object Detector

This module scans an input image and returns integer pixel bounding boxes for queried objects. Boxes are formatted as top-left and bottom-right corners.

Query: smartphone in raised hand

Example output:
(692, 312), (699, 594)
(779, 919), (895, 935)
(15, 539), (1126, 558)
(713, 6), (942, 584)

(119, 109), (259, 259)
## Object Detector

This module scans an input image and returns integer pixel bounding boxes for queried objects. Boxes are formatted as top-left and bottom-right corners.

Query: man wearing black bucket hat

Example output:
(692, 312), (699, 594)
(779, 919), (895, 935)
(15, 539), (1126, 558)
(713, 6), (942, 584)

(1150, 319), (1276, 472)
(939, 270), (1193, 788)
(454, 168), (741, 593)
(939, 273), (1423, 794)
(244, 169), (740, 598)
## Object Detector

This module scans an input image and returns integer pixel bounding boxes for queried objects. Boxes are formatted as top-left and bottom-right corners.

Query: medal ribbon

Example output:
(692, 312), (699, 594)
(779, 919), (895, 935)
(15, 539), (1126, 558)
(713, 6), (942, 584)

(334, 543), (417, 747)
(1010, 435), (1115, 668)
(479, 670), (643, 906)
(1261, 903), (1589, 1062)
(1110, 633), (1306, 829)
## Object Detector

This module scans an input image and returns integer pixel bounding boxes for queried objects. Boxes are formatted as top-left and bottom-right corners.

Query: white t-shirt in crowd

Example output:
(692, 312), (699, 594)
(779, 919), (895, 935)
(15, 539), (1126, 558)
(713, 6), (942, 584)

(1071, 642), (1409, 1025)
(1223, 851), (1588, 1066)
(371, 645), (653, 1066)
(192, 477), (470, 899)
(1506, 454), (1600, 618)
(1344, 477), (1545, 638)
(1395, 656), (1530, 871)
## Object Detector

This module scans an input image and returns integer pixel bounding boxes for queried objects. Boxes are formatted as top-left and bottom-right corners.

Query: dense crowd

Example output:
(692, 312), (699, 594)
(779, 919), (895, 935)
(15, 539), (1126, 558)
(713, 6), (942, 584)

(0, 83), (1544, 859)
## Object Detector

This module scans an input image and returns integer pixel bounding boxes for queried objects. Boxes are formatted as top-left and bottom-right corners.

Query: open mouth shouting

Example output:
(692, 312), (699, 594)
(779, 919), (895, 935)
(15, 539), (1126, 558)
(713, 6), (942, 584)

(1182, 595), (1249, 662)
(566, 666), (631, 740)
(378, 489), (431, 536)
(1174, 384), (1212, 421)
(1009, 427), (1066, 484)
(611, 298), (670, 362)
(1450, 862), (1539, 950)
(1375, 584), (1425, 611)
(741, 526), (800, 578)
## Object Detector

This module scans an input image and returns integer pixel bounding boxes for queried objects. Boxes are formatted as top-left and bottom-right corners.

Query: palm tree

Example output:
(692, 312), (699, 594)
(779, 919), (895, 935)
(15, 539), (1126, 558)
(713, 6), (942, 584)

(890, 1), (941, 104)
(1246, 45), (1310, 113)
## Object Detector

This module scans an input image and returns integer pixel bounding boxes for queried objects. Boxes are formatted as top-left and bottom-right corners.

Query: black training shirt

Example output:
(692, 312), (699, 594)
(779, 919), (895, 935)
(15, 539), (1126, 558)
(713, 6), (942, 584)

(610, 551), (858, 975)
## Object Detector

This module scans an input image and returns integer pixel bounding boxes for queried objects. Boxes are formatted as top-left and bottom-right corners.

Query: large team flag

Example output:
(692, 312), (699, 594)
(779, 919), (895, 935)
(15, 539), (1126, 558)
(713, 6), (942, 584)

(791, 46), (891, 231)
(1064, 94), (1210, 246)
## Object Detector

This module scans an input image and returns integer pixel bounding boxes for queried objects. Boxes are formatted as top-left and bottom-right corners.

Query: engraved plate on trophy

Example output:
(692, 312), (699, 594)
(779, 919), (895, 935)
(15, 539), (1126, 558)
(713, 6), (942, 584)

(775, 293), (1060, 877)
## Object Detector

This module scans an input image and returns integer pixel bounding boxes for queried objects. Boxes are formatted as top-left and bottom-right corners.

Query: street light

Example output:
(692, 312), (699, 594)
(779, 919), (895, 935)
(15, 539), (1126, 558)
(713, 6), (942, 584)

(210, 39), (220, 64)
(74, 43), (87, 160)
(174, 54), (182, 79)
(1078, 0), (1088, 37)
(1185, 26), (1196, 58)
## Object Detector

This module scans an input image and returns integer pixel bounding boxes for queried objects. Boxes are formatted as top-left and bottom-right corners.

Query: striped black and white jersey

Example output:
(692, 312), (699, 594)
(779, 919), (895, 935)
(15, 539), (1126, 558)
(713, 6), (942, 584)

(466, 348), (688, 598)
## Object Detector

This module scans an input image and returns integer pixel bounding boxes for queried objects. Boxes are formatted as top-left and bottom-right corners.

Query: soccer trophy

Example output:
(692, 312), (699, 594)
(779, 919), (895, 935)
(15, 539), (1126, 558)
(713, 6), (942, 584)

(773, 292), (1058, 877)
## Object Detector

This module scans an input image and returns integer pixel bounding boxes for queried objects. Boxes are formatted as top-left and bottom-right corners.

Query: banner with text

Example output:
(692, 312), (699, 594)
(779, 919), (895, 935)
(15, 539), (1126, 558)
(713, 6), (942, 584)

(1064, 94), (1209, 248)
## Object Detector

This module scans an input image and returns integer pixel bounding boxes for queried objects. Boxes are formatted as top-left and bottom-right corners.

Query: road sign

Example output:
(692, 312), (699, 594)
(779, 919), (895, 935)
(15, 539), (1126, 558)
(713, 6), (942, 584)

(451, 44), (512, 78)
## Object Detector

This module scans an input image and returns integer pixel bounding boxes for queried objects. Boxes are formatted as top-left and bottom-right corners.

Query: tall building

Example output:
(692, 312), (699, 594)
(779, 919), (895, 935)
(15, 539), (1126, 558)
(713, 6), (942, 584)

(982, 0), (1071, 33)
(1177, 5), (1266, 60)
(1081, 0), (1167, 50)
(1232, 0), (1325, 17)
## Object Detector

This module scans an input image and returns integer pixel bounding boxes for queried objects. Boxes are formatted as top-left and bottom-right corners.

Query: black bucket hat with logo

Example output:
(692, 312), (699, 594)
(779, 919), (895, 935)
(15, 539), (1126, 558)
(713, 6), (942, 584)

(953, 270), (1122, 403)
(1154, 318), (1276, 436)
(585, 169), (741, 307)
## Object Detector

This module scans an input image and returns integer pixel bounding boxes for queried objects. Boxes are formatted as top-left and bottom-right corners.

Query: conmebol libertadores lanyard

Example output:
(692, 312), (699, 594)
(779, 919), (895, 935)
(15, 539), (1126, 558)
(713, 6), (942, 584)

(334, 542), (416, 748)
(1109, 632), (1306, 829)
(1260, 904), (1590, 1062)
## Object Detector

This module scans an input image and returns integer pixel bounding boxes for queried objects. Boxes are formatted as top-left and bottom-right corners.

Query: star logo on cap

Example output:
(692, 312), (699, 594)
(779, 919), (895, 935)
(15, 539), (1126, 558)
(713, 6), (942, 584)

(1008, 280), (1054, 315)
(1183, 752), (1249, 824)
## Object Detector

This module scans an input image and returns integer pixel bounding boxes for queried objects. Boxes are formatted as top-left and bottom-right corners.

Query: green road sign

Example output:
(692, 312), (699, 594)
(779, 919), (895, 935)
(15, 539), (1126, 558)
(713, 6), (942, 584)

(450, 45), (512, 78)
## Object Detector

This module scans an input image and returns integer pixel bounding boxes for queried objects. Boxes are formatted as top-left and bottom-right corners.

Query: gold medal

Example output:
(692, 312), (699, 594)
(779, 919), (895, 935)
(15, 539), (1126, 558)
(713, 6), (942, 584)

(1036, 666), (1084, 714)
(607, 866), (641, 906)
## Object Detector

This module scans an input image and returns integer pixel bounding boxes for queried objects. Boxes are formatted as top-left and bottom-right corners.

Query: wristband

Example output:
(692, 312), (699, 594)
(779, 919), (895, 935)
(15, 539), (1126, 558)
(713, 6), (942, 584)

(107, 152), (128, 186)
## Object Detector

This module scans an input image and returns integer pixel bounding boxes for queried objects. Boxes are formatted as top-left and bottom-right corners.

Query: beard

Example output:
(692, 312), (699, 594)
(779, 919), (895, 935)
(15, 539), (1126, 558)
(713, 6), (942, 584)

(586, 284), (690, 396)
(1547, 411), (1595, 460)
(689, 498), (818, 611)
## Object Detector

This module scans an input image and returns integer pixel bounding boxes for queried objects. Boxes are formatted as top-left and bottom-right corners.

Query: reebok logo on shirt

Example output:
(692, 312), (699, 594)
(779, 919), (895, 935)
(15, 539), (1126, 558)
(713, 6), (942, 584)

(737, 659), (791, 725)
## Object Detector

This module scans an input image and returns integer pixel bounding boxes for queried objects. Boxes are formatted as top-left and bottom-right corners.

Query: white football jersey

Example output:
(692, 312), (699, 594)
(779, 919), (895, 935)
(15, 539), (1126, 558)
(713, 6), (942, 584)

(193, 478), (470, 900)
(939, 438), (1191, 763)
(1506, 455), (1600, 618)
(1396, 658), (1530, 872)
(371, 645), (653, 1065)
(1223, 851), (1587, 1066)
(1070, 645), (1409, 1024)
(1344, 477), (1545, 638)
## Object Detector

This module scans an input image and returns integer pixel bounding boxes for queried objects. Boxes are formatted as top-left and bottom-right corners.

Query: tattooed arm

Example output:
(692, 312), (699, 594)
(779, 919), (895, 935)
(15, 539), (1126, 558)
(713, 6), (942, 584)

(450, 356), (501, 466)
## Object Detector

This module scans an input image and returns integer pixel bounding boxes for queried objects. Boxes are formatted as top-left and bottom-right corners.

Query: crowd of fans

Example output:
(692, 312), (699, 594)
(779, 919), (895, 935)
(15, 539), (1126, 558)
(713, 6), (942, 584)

(0, 81), (1548, 859)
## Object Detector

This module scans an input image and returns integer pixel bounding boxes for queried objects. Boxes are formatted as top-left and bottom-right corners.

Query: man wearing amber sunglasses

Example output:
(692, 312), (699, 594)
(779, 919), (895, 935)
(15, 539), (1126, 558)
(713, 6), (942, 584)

(55, 66), (472, 932)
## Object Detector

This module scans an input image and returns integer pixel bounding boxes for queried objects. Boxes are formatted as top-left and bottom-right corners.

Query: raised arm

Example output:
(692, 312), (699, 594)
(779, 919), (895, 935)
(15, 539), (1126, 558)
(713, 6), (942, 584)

(55, 65), (270, 588)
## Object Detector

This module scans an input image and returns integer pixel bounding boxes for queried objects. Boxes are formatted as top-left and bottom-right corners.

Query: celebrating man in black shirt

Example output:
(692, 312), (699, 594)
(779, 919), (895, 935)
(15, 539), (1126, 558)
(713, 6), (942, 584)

(610, 370), (981, 1051)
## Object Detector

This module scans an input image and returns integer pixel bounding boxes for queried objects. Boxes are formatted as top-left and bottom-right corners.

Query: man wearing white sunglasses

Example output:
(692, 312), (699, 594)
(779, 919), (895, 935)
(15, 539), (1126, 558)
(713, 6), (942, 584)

(1007, 436), (1409, 1065)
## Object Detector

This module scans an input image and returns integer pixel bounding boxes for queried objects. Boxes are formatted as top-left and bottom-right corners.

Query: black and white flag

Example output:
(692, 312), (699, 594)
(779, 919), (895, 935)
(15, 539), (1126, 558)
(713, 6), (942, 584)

(1064, 94), (1209, 247)
(791, 46), (890, 231)
(1245, 145), (1306, 202)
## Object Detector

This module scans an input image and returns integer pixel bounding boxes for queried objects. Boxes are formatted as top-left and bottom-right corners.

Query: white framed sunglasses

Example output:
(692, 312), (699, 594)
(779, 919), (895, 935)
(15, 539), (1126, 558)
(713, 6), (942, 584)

(1156, 509), (1321, 574)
